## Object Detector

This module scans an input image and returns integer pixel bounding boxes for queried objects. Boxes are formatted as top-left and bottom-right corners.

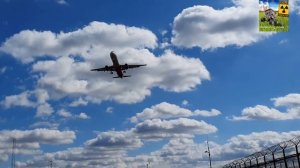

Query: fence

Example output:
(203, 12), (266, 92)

(223, 136), (300, 168)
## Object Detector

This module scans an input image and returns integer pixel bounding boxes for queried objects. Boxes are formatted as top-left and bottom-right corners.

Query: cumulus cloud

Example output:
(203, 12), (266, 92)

(194, 109), (221, 117)
(1, 89), (52, 118)
(17, 131), (142, 167)
(35, 89), (50, 104)
(70, 97), (88, 107)
(14, 101), (297, 167)
(272, 93), (300, 107)
(216, 131), (300, 160)
(1, 91), (36, 108)
(57, 109), (72, 118)
(85, 131), (142, 149)
(0, 21), (210, 104)
(0, 66), (7, 74)
(130, 102), (221, 123)
(36, 103), (54, 117)
(0, 21), (157, 63)
(230, 93), (300, 120)
(17, 130), (300, 168)
(56, 0), (67, 5)
(29, 50), (208, 104)
(0, 129), (75, 144)
(29, 121), (59, 129)
(171, 0), (272, 50)
(0, 129), (75, 162)
(290, 0), (300, 14)
(134, 118), (217, 140)
(13, 99), (219, 167)
(151, 138), (209, 167)
(182, 100), (189, 106)
(106, 107), (113, 113)
(150, 131), (300, 167)
(77, 112), (90, 119)
(57, 109), (90, 120)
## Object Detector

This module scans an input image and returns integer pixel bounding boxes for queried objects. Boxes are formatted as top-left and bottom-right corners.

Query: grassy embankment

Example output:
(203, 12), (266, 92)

(259, 11), (288, 32)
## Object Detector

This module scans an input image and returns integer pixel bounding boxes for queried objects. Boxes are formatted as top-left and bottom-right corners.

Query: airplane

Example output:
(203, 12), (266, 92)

(91, 51), (146, 78)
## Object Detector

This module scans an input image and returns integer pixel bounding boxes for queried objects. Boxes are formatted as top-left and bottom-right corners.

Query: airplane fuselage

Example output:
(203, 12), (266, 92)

(110, 52), (124, 78)
(91, 51), (145, 78)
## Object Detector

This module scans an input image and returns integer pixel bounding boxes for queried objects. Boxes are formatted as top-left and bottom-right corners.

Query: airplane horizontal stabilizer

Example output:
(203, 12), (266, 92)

(113, 75), (131, 78)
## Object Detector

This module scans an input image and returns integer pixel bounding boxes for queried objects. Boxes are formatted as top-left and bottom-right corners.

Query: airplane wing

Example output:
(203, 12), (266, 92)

(91, 65), (114, 71)
(120, 64), (146, 70)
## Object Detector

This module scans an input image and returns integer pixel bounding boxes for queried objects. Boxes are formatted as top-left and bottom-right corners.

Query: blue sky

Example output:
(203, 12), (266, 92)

(1, 0), (300, 167)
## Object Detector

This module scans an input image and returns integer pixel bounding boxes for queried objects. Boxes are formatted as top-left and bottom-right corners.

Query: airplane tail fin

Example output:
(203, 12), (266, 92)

(113, 75), (131, 78)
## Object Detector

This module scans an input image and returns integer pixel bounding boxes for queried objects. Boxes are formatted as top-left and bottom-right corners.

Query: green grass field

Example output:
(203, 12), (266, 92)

(259, 11), (289, 32)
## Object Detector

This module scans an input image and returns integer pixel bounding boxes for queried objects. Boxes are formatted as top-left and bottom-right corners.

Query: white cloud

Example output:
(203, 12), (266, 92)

(0, 21), (157, 63)
(77, 112), (90, 120)
(1, 89), (52, 118)
(31, 49), (209, 104)
(85, 131), (142, 149)
(272, 93), (300, 107)
(57, 109), (90, 120)
(70, 97), (88, 107)
(130, 102), (221, 123)
(0, 89), (55, 120)
(171, 0), (272, 50)
(150, 131), (300, 167)
(17, 101), (298, 167)
(217, 131), (300, 159)
(29, 121), (59, 129)
(1, 91), (35, 108)
(151, 138), (209, 167)
(182, 100), (189, 106)
(0, 129), (75, 162)
(279, 39), (288, 45)
(35, 89), (49, 104)
(36, 103), (54, 117)
(194, 109), (221, 117)
(18, 130), (300, 168)
(161, 30), (168, 36)
(56, 0), (67, 5)
(106, 107), (113, 113)
(134, 118), (217, 140)
(1, 21), (210, 104)
(57, 109), (72, 118)
(230, 93), (300, 121)
(0, 129), (75, 144)
(0, 66), (7, 74)
(290, 0), (300, 14)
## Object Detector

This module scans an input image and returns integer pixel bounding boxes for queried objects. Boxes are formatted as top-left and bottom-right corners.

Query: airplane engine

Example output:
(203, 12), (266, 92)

(105, 65), (109, 71)
(124, 64), (129, 69)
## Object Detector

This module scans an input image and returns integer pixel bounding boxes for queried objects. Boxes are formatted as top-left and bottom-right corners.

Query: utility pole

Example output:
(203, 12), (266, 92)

(205, 139), (212, 168)
(146, 159), (150, 168)
(49, 160), (53, 168)
(11, 138), (16, 168)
